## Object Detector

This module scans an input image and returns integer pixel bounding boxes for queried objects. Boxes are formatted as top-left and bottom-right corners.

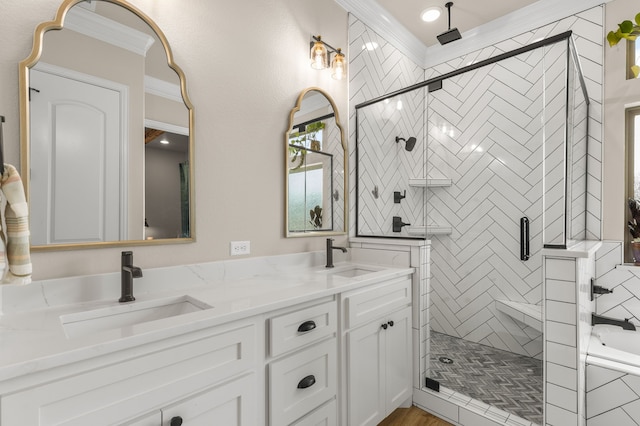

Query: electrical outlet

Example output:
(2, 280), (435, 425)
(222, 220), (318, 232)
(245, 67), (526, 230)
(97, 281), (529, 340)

(230, 240), (250, 256)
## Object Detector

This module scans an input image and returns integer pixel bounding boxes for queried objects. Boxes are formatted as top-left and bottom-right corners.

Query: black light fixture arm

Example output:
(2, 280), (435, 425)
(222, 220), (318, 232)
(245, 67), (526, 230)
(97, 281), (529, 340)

(312, 35), (340, 55)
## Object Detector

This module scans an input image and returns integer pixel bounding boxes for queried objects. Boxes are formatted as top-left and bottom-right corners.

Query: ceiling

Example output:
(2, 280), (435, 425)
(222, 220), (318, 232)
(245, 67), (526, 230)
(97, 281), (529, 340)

(376, 0), (539, 48)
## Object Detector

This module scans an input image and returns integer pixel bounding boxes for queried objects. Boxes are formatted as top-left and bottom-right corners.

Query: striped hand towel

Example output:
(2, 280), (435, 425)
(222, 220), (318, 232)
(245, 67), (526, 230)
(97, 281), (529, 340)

(1, 164), (31, 284)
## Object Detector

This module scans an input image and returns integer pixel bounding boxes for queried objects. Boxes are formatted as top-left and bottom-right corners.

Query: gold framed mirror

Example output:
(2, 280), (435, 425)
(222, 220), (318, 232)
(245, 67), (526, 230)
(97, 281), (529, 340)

(20, 0), (194, 251)
(285, 87), (347, 237)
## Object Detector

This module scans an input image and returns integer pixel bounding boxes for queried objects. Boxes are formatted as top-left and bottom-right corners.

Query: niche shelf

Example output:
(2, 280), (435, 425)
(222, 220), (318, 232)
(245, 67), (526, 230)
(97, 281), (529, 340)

(408, 178), (452, 188)
(495, 300), (542, 332)
(407, 225), (452, 237)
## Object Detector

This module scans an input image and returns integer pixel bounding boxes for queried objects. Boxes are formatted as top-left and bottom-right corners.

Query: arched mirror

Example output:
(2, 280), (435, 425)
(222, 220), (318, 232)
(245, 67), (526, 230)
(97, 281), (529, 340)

(285, 88), (347, 237)
(19, 0), (194, 251)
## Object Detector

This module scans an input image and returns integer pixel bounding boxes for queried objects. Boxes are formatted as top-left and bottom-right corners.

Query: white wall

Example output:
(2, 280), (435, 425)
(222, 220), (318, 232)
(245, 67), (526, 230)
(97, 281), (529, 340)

(0, 0), (348, 280)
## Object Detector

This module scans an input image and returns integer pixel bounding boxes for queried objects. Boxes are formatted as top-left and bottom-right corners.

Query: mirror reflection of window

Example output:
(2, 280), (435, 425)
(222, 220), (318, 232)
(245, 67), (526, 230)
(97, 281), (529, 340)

(288, 147), (333, 233)
(289, 121), (325, 151)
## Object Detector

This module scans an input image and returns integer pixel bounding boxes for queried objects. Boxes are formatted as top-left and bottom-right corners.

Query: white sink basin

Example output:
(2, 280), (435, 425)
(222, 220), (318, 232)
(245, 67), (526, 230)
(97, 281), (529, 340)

(332, 267), (378, 278)
(322, 265), (381, 278)
(60, 295), (213, 338)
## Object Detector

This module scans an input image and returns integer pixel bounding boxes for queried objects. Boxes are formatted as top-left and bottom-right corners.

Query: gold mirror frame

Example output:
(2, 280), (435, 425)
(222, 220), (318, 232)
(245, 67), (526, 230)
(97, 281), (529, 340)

(19, 0), (195, 251)
(285, 87), (348, 237)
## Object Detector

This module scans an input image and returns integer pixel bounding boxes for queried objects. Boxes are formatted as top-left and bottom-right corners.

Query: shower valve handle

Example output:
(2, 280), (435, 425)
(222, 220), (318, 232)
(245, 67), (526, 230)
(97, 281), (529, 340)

(392, 216), (411, 232)
(394, 190), (406, 204)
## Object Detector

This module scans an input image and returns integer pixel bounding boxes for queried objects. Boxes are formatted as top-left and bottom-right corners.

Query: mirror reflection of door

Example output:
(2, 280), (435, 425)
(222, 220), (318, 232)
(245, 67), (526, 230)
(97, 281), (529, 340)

(144, 127), (189, 239)
(23, 0), (193, 248)
(29, 65), (126, 245)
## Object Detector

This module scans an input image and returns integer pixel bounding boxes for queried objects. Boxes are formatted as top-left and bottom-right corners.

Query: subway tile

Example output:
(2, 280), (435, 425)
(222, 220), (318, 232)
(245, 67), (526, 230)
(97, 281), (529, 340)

(546, 300), (577, 325)
(547, 362), (578, 391)
(545, 403), (578, 426)
(546, 383), (577, 413)
(459, 407), (503, 426)
(546, 278), (576, 303)
(545, 258), (576, 282)
(546, 321), (576, 346)
(546, 342), (577, 369)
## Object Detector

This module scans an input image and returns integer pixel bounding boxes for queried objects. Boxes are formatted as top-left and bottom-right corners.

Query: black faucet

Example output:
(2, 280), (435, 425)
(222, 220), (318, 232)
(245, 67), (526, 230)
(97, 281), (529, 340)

(592, 313), (636, 331)
(326, 238), (347, 268)
(120, 251), (143, 303)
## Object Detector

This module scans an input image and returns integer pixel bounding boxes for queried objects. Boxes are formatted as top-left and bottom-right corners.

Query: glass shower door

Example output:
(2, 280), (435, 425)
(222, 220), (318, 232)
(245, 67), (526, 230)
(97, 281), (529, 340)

(425, 47), (545, 424)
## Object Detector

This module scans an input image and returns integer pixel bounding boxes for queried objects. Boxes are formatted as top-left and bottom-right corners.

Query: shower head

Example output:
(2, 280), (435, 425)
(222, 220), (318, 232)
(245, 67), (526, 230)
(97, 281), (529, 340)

(437, 2), (461, 45)
(396, 136), (417, 152)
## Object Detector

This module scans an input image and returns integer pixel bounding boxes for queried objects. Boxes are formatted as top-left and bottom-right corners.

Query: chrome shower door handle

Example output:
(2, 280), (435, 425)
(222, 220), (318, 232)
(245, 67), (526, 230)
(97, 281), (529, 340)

(520, 217), (530, 261)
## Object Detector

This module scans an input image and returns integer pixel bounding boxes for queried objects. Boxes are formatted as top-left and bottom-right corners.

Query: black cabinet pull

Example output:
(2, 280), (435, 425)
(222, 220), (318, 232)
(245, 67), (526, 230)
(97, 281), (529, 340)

(297, 374), (316, 389)
(297, 320), (317, 333)
(381, 323), (388, 330)
(388, 320), (394, 327)
(170, 416), (183, 426)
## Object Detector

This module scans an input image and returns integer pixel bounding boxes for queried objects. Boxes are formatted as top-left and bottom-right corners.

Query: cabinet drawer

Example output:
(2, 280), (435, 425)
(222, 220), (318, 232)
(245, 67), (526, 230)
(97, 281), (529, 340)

(1, 322), (257, 426)
(343, 277), (411, 329)
(269, 339), (337, 426)
(269, 300), (336, 357)
(291, 399), (337, 426)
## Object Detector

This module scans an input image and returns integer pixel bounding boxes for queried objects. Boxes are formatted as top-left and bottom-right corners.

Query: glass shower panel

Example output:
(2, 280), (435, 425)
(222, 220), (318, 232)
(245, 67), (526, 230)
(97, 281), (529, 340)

(542, 41), (569, 247)
(426, 48), (546, 423)
(356, 89), (427, 237)
(567, 39), (588, 242)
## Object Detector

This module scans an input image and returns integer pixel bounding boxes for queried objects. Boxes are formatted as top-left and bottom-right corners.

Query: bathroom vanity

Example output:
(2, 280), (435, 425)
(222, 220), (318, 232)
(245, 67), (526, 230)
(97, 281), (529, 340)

(0, 257), (413, 426)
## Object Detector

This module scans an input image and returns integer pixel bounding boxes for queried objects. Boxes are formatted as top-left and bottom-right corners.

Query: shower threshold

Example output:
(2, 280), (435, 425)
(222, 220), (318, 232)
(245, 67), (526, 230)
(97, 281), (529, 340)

(414, 386), (539, 426)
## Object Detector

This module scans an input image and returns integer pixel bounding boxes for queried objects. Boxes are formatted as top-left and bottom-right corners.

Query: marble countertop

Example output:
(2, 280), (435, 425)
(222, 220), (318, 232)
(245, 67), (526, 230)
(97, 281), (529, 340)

(0, 256), (413, 385)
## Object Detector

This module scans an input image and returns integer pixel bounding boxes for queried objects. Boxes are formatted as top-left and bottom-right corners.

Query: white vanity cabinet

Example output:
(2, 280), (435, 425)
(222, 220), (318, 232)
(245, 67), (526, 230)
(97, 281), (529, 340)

(266, 298), (338, 426)
(0, 317), (261, 426)
(341, 277), (413, 426)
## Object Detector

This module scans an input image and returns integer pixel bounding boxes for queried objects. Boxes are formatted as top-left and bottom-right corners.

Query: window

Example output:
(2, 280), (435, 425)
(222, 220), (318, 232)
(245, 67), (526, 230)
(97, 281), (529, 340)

(628, 107), (640, 200)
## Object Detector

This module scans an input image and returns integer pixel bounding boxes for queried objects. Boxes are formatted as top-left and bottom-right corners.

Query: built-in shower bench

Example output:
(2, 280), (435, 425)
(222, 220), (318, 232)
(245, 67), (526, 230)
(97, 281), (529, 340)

(495, 300), (542, 332)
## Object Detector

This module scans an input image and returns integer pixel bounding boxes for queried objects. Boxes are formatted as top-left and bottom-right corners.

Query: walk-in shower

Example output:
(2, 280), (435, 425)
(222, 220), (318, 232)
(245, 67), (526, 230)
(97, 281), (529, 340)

(354, 31), (589, 425)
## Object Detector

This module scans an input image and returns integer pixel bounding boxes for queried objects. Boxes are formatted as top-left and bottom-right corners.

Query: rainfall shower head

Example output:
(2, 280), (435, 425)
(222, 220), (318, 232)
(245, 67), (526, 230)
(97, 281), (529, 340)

(396, 136), (417, 152)
(437, 2), (461, 45)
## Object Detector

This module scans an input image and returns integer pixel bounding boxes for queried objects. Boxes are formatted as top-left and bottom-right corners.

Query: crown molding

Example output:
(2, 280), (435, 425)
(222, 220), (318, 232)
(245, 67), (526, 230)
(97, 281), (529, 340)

(335, 0), (426, 66)
(144, 75), (182, 103)
(65, 6), (155, 56)
(337, 0), (612, 69)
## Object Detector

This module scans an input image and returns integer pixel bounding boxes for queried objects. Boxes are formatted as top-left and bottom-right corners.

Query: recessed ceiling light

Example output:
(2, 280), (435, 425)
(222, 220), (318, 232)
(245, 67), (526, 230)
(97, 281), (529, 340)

(160, 139), (169, 145)
(421, 6), (442, 23)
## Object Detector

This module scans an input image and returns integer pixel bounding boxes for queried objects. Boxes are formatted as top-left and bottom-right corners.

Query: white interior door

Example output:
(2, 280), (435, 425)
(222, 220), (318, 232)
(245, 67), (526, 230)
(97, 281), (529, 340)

(29, 66), (124, 245)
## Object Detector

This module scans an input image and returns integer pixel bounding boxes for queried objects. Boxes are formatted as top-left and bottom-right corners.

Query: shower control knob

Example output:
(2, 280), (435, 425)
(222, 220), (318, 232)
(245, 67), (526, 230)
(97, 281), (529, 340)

(170, 417), (183, 426)
(388, 320), (394, 327)
(381, 323), (388, 330)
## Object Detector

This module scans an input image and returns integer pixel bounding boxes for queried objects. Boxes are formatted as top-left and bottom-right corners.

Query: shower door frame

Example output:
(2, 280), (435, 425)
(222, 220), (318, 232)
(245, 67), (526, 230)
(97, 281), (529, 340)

(354, 30), (589, 250)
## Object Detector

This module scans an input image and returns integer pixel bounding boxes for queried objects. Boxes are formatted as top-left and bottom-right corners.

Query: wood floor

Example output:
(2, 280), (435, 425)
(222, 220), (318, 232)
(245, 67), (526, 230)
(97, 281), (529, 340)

(378, 406), (453, 426)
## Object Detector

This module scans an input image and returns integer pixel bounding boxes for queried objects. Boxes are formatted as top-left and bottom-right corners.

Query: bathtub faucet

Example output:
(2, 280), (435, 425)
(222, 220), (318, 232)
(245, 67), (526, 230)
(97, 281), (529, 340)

(591, 313), (636, 331)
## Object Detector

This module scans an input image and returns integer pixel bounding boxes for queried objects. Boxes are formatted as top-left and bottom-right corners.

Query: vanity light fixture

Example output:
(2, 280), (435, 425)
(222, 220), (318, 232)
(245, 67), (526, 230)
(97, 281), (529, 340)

(310, 35), (347, 80)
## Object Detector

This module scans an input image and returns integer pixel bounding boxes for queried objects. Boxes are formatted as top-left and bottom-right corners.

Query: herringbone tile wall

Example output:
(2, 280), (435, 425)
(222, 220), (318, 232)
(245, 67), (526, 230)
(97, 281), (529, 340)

(585, 242), (640, 425)
(426, 46), (545, 359)
(349, 6), (603, 358)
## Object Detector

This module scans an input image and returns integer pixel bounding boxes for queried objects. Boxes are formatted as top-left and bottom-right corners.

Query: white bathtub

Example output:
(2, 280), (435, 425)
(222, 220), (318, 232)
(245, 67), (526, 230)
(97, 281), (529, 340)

(586, 324), (640, 425)
(588, 324), (640, 371)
